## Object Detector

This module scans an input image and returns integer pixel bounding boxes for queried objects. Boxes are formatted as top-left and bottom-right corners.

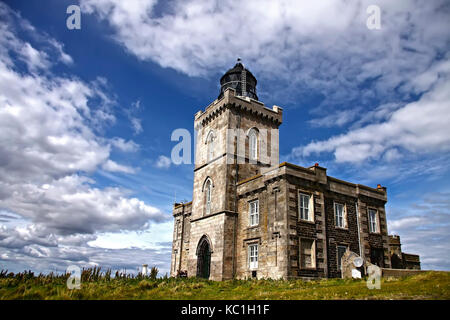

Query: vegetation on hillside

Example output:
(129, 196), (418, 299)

(0, 268), (448, 300)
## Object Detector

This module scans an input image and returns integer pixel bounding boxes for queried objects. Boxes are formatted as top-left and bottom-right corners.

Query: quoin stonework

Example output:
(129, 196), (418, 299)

(170, 60), (420, 280)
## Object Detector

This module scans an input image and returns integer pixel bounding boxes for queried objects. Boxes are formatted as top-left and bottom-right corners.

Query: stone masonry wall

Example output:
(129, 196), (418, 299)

(170, 202), (192, 277)
(324, 192), (361, 278)
(235, 175), (289, 279)
(286, 176), (327, 279)
(358, 193), (391, 269)
(187, 213), (229, 280)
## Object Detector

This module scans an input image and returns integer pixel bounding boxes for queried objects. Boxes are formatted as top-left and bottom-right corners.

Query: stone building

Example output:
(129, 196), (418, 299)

(170, 60), (417, 280)
(388, 235), (421, 270)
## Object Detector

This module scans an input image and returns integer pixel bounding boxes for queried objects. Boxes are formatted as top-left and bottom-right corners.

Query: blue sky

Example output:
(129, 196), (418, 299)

(0, 0), (449, 275)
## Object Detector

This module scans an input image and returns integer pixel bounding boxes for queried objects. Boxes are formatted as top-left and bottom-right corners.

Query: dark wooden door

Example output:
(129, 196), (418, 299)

(197, 239), (211, 278)
(370, 248), (385, 268)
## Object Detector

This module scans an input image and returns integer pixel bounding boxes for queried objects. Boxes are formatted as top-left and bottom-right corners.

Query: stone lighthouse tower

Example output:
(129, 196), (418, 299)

(170, 59), (283, 280)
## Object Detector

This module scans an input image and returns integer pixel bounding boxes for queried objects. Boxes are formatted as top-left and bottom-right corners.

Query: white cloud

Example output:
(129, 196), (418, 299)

(48, 38), (74, 65)
(0, 2), (74, 71)
(309, 109), (358, 128)
(389, 216), (426, 230)
(127, 100), (143, 135)
(155, 155), (171, 169)
(293, 61), (450, 163)
(20, 42), (51, 72)
(110, 137), (140, 152)
(88, 221), (173, 249)
(1, 174), (167, 235)
(0, 19), (167, 234)
(0, 222), (172, 275)
(388, 192), (450, 270)
(0, 3), (187, 276)
(102, 159), (136, 174)
(80, 0), (450, 108)
(0, 60), (111, 183)
(130, 117), (143, 135)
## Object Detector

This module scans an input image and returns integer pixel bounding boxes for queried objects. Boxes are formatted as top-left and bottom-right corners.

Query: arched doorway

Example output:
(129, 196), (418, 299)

(196, 236), (211, 278)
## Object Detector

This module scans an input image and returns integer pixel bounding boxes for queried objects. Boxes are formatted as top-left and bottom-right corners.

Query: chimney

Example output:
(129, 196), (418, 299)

(308, 163), (327, 184)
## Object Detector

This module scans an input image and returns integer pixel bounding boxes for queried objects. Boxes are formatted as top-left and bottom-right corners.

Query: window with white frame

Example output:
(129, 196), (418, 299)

(249, 131), (258, 161)
(249, 200), (259, 226)
(334, 202), (346, 228)
(299, 193), (313, 221)
(207, 132), (215, 162)
(205, 179), (212, 215)
(248, 244), (258, 269)
(300, 239), (316, 269)
(368, 209), (378, 233)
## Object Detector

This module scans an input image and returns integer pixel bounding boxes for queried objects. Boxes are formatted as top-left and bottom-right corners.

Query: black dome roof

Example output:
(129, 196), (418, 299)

(218, 59), (258, 100)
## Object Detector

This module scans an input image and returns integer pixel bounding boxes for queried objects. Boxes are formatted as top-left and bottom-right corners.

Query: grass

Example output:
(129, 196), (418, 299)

(0, 268), (448, 300)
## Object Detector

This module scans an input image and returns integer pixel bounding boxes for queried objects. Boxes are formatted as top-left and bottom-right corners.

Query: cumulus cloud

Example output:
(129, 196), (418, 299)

(292, 60), (450, 163)
(155, 155), (171, 169)
(0, 4), (167, 232)
(0, 2), (73, 71)
(80, 0), (450, 108)
(110, 137), (140, 152)
(0, 224), (57, 250)
(2, 175), (167, 235)
(0, 3), (171, 274)
(0, 62), (111, 183)
(102, 160), (136, 174)
(0, 223), (172, 275)
(19, 42), (51, 72)
(130, 117), (143, 135)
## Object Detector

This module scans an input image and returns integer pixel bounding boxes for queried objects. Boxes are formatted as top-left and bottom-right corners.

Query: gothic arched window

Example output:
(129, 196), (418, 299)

(204, 178), (213, 215)
(248, 129), (258, 161)
(206, 131), (215, 162)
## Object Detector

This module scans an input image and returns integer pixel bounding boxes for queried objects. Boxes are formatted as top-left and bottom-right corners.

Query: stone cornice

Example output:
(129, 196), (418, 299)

(235, 161), (387, 202)
(194, 88), (283, 127)
(190, 210), (238, 223)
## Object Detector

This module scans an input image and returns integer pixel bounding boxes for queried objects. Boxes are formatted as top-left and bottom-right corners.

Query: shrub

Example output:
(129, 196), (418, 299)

(138, 280), (157, 290)
(149, 266), (159, 279)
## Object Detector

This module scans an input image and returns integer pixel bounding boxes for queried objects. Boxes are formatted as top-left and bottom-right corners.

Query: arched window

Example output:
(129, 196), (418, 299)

(204, 178), (213, 215)
(249, 129), (258, 161)
(206, 131), (215, 162)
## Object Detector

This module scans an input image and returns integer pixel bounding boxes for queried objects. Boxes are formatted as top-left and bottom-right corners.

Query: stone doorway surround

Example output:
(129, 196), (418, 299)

(196, 235), (212, 278)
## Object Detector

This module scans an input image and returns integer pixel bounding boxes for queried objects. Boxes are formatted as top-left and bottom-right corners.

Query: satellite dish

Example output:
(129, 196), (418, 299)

(353, 257), (363, 267)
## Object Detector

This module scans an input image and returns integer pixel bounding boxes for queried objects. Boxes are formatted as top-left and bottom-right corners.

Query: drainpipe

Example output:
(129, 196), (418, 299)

(321, 192), (329, 278)
(272, 187), (280, 267)
(355, 200), (362, 258)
